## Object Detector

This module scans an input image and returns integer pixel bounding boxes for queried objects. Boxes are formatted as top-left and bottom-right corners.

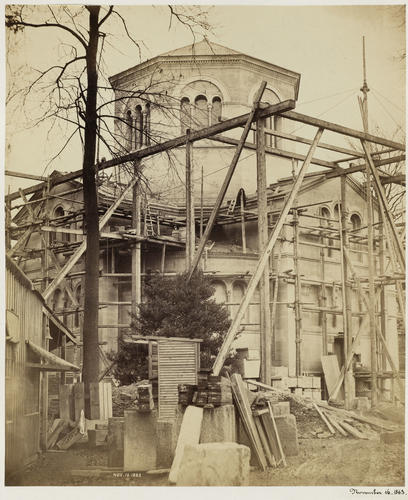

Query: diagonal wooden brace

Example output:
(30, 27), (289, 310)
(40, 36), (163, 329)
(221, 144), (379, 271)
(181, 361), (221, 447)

(360, 140), (405, 273)
(187, 81), (269, 278)
(212, 127), (324, 376)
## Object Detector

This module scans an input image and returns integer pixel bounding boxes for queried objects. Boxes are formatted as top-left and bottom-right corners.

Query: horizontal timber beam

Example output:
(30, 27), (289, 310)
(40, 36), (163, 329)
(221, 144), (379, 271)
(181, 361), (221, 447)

(211, 134), (337, 169)
(281, 110), (406, 151)
(5, 170), (48, 182)
(6, 99), (296, 202)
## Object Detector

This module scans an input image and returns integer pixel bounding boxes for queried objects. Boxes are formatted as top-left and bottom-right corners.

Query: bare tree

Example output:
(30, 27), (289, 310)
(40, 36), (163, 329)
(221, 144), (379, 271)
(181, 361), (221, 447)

(6, 4), (212, 414)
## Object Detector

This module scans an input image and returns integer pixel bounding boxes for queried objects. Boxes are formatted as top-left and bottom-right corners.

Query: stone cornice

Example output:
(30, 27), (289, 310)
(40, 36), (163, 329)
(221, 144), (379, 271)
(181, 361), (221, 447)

(109, 54), (301, 95)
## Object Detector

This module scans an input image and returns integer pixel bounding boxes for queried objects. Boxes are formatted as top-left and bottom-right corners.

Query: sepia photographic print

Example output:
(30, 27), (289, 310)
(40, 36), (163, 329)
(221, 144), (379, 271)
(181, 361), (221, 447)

(3, 1), (406, 496)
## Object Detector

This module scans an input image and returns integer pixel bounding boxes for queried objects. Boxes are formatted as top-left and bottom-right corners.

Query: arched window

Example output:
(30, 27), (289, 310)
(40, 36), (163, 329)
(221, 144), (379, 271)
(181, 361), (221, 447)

(180, 97), (191, 134)
(320, 206), (333, 257)
(144, 103), (151, 146)
(135, 105), (143, 149)
(350, 213), (363, 262)
(74, 284), (82, 329)
(211, 280), (227, 304)
(211, 96), (222, 125)
(333, 204), (340, 223)
(125, 109), (133, 150)
(350, 213), (361, 231)
(194, 95), (208, 128)
(51, 206), (67, 243)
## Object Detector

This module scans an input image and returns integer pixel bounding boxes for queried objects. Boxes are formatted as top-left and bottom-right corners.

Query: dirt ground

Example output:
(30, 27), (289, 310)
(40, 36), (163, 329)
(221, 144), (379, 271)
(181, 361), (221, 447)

(7, 434), (404, 487)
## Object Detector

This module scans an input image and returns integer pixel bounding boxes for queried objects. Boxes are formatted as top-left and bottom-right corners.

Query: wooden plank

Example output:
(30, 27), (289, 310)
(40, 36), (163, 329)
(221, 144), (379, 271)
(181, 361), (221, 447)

(73, 382), (85, 422)
(56, 426), (82, 450)
(212, 128), (323, 375)
(59, 384), (74, 421)
(267, 401), (287, 467)
(321, 355), (344, 400)
(6, 99), (296, 203)
(361, 139), (405, 272)
(254, 415), (275, 467)
(188, 81), (268, 278)
(89, 382), (100, 420)
(259, 413), (282, 464)
(265, 126), (365, 157)
(47, 419), (69, 449)
(257, 115), (271, 384)
(5, 169), (48, 181)
(324, 412), (347, 437)
(282, 110), (405, 151)
(312, 402), (335, 435)
(185, 132), (195, 268)
(211, 134), (337, 169)
(169, 405), (203, 483)
(337, 421), (369, 440)
(230, 373), (267, 470)
(43, 177), (138, 300)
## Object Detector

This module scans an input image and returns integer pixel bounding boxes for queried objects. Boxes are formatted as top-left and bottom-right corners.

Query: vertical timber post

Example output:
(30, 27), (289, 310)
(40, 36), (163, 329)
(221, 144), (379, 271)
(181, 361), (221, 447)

(340, 175), (354, 409)
(366, 158), (378, 407)
(378, 213), (387, 396)
(200, 165), (204, 238)
(132, 164), (142, 318)
(293, 208), (302, 376)
(320, 229), (328, 356)
(240, 189), (247, 254)
(256, 116), (271, 385)
(185, 130), (195, 269)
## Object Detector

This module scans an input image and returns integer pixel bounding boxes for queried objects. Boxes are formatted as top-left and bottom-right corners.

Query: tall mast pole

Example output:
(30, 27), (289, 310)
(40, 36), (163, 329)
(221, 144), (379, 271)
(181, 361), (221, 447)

(358, 36), (378, 407)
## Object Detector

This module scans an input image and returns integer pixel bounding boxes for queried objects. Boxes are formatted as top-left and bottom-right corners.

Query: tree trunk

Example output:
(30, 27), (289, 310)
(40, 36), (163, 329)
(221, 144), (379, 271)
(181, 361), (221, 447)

(82, 6), (100, 414)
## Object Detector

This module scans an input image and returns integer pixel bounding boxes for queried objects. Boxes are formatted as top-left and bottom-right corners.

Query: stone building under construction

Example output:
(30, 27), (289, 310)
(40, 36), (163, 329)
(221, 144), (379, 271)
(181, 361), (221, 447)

(6, 40), (405, 406)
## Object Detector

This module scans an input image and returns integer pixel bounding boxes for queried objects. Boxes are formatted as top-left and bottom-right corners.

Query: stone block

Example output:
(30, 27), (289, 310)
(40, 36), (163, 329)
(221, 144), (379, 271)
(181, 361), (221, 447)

(270, 402), (290, 417)
(236, 419), (257, 466)
(107, 417), (124, 467)
(87, 429), (108, 447)
(380, 430), (404, 445)
(176, 443), (250, 486)
(274, 414), (299, 456)
(273, 366), (289, 377)
(302, 376), (313, 388)
(303, 389), (313, 399)
(169, 406), (203, 483)
(294, 388), (303, 397)
(312, 377), (321, 389)
(200, 404), (237, 443)
(312, 389), (322, 401)
(287, 377), (298, 388)
(124, 410), (157, 472)
(156, 419), (178, 468)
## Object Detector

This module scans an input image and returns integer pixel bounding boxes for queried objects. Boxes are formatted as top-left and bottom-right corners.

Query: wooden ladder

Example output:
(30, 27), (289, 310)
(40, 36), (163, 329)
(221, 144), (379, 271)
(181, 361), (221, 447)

(227, 198), (237, 214)
(144, 203), (155, 237)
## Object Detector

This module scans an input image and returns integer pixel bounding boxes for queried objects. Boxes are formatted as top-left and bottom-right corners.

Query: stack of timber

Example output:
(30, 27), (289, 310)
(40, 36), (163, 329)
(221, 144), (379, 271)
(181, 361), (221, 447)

(178, 373), (233, 408)
(46, 418), (83, 450)
(230, 373), (287, 470)
(247, 379), (401, 440)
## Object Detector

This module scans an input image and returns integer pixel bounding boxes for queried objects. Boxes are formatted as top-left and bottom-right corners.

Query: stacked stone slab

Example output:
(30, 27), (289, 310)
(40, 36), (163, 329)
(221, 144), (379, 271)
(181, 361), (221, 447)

(176, 443), (250, 486)
(271, 368), (322, 401)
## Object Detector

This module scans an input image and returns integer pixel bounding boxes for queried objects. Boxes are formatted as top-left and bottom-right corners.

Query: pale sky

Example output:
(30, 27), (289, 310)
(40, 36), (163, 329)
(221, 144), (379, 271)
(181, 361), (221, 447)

(4, 2), (406, 194)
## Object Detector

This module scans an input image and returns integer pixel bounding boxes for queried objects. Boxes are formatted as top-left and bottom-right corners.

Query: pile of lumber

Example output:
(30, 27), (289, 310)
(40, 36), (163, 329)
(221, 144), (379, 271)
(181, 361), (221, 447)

(47, 418), (83, 450)
(230, 374), (286, 470)
(247, 379), (400, 439)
